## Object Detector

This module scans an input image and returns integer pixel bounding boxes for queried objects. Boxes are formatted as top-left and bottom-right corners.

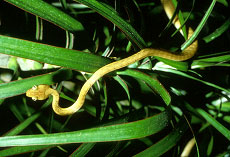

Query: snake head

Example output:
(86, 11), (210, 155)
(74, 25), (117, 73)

(26, 85), (51, 101)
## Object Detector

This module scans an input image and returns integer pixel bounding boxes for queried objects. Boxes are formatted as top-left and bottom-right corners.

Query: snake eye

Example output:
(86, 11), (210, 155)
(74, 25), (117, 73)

(32, 97), (37, 101)
(32, 85), (38, 90)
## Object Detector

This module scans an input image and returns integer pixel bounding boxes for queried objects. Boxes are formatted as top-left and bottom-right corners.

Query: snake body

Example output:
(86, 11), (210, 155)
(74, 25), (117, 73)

(26, 0), (198, 116)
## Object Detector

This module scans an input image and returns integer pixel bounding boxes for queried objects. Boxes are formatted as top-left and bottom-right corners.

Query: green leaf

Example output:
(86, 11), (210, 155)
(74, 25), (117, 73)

(194, 54), (230, 62)
(70, 143), (96, 157)
(0, 145), (57, 157)
(192, 53), (230, 68)
(203, 18), (230, 43)
(113, 75), (131, 102)
(135, 119), (188, 157)
(217, 0), (228, 6)
(0, 69), (72, 99)
(0, 109), (170, 147)
(155, 67), (229, 93)
(4, 112), (41, 136)
(155, 57), (189, 71)
(181, 0), (216, 50)
(0, 35), (112, 73)
(117, 69), (171, 105)
(74, 0), (147, 48)
(207, 136), (214, 156)
(197, 108), (230, 140)
(5, 0), (84, 32)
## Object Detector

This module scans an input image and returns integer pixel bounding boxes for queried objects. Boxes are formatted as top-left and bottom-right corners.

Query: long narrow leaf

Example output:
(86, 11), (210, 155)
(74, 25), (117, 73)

(0, 145), (57, 157)
(0, 35), (112, 72)
(4, 112), (41, 136)
(74, 0), (147, 48)
(135, 119), (188, 157)
(5, 0), (84, 32)
(0, 69), (72, 99)
(197, 108), (230, 140)
(156, 67), (229, 93)
(181, 0), (216, 50)
(203, 18), (230, 43)
(70, 143), (96, 157)
(0, 109), (170, 147)
(117, 69), (171, 105)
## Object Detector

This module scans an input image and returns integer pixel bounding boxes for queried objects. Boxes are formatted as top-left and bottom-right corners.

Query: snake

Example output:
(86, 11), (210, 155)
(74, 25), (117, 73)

(26, 0), (198, 116)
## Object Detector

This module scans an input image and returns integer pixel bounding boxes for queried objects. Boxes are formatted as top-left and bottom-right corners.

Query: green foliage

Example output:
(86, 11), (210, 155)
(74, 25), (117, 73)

(0, 0), (229, 156)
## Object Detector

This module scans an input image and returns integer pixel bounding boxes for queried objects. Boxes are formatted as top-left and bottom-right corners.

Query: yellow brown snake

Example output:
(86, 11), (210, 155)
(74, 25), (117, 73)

(26, 0), (198, 116)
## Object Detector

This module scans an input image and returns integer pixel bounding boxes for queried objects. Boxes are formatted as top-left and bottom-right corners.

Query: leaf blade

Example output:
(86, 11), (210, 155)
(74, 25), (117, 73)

(74, 0), (146, 48)
(0, 35), (112, 73)
(5, 0), (84, 32)
(0, 109), (170, 147)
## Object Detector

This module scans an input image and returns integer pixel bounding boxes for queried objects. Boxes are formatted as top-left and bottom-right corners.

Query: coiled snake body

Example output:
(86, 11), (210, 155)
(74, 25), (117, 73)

(26, 0), (198, 116)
